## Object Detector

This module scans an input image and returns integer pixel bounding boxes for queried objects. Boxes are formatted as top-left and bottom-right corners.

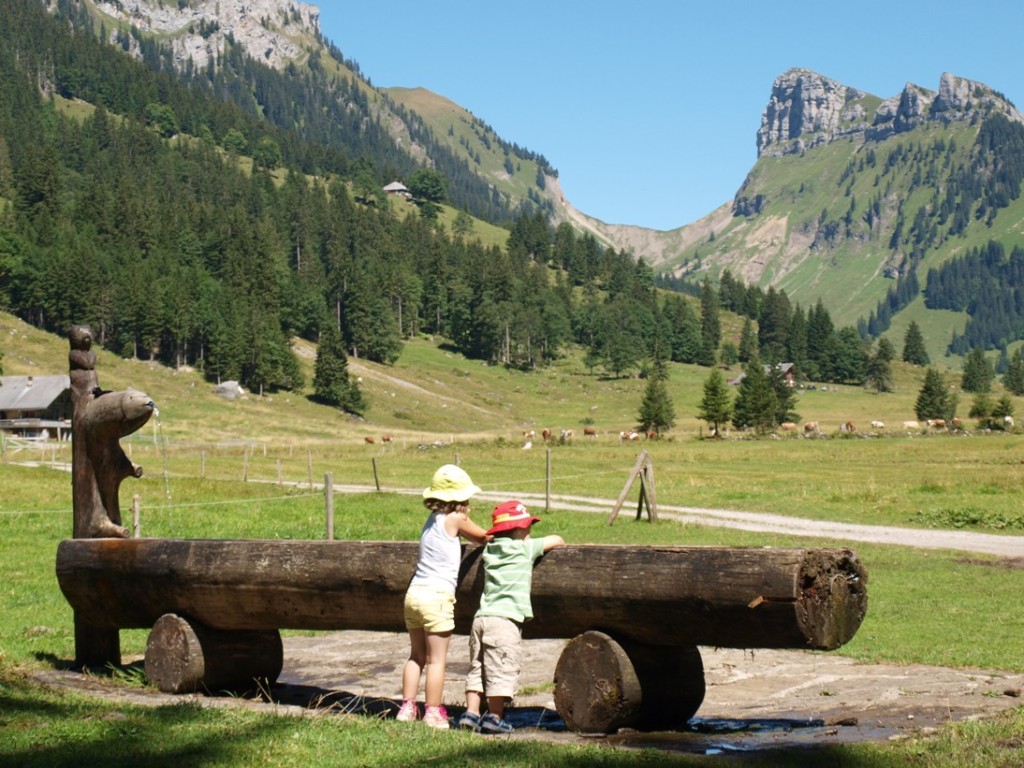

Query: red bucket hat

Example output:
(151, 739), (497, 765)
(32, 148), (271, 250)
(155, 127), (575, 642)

(486, 500), (541, 536)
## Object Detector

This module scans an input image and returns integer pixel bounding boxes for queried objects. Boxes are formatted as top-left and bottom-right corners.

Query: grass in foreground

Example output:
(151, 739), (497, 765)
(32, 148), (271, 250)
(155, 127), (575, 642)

(2, 453), (1023, 766)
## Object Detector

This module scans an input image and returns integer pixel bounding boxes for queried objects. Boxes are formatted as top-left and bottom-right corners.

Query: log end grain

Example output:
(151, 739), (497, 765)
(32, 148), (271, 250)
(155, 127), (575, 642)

(553, 631), (643, 733)
(797, 548), (869, 650)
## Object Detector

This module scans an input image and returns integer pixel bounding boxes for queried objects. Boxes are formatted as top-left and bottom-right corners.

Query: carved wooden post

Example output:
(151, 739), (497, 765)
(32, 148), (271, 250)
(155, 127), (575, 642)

(68, 324), (155, 667)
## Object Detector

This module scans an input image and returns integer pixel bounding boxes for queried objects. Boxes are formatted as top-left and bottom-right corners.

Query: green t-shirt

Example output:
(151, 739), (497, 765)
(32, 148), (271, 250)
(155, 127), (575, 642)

(476, 537), (547, 623)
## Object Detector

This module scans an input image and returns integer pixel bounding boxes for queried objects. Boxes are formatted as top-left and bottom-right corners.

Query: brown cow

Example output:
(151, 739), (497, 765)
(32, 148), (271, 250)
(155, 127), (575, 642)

(780, 422), (798, 432)
(541, 428), (552, 442)
(583, 427), (598, 437)
(645, 429), (658, 439)
(363, 436), (376, 444)
(523, 430), (536, 439)
(803, 421), (819, 434)
(620, 430), (640, 441)
(927, 419), (946, 430)
(381, 434), (393, 443)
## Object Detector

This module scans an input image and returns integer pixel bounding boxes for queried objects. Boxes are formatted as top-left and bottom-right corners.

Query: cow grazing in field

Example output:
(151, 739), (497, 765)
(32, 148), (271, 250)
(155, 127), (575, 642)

(803, 421), (819, 434)
(541, 428), (552, 442)
(560, 429), (574, 441)
(927, 419), (946, 430)
(1004, 415), (1015, 428)
(951, 418), (963, 430)
(645, 429), (659, 439)
(780, 422), (798, 432)
(363, 436), (376, 444)
(902, 420), (920, 430)
(870, 420), (885, 429)
(583, 427), (598, 437)
(840, 421), (856, 433)
(380, 434), (393, 443)
(522, 440), (533, 450)
(523, 430), (536, 439)
(620, 430), (640, 441)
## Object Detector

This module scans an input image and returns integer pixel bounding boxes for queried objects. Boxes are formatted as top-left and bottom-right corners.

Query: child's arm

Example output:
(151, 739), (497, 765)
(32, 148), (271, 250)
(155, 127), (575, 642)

(539, 535), (565, 553)
(448, 511), (491, 544)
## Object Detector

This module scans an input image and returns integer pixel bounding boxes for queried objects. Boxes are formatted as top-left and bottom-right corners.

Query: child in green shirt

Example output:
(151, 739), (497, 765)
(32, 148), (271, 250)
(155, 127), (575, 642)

(457, 500), (564, 734)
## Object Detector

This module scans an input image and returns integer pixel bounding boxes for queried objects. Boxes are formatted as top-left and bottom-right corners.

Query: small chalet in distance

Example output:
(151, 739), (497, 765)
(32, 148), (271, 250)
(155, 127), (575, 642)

(0, 375), (72, 439)
(383, 181), (411, 200)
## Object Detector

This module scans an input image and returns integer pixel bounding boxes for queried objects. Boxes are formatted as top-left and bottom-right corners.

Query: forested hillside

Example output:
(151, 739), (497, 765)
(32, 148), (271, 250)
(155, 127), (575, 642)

(0, 0), (669, 397)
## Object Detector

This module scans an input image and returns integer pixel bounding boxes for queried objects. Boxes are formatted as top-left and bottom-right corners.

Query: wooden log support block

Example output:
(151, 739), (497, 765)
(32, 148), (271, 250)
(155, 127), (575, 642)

(554, 631), (705, 733)
(144, 613), (283, 694)
(554, 631), (643, 733)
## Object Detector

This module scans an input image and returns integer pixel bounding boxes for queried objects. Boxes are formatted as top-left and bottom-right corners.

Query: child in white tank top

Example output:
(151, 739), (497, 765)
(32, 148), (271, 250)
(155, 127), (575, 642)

(397, 465), (490, 729)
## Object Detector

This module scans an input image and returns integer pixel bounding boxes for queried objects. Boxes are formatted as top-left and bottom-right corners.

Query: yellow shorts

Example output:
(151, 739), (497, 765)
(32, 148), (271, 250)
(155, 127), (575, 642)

(403, 584), (456, 633)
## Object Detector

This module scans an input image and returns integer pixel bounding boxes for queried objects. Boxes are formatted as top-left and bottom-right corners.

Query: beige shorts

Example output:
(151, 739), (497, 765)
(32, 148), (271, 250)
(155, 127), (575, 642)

(403, 584), (456, 633)
(465, 615), (522, 699)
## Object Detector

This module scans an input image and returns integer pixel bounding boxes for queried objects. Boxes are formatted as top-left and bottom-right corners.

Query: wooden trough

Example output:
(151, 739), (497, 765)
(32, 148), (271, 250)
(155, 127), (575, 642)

(56, 539), (867, 733)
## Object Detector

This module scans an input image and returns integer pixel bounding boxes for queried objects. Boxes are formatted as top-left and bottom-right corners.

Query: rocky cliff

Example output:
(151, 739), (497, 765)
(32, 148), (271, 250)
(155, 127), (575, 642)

(89, 0), (320, 71)
(757, 68), (1023, 158)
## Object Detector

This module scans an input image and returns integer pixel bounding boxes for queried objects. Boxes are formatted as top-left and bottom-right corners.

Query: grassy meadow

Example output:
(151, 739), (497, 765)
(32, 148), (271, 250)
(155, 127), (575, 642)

(2, 311), (1024, 765)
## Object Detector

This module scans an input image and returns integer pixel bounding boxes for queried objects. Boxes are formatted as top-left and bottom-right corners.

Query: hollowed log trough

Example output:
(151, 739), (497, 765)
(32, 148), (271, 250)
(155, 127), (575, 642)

(56, 540), (867, 733)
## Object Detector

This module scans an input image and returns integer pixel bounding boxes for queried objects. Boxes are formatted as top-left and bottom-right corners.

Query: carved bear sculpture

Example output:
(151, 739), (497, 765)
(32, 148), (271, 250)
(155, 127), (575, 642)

(69, 325), (155, 539)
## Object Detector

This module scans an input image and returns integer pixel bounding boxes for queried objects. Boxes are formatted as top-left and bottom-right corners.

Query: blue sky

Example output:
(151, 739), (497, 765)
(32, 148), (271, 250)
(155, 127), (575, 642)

(317, 1), (1024, 232)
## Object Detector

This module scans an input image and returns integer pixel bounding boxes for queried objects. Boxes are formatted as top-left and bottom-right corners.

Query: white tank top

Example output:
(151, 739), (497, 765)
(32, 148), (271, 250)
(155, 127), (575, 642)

(410, 512), (461, 592)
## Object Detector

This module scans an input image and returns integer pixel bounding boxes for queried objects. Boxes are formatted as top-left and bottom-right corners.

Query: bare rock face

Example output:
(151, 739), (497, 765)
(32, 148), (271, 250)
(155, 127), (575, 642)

(92, 0), (320, 71)
(757, 69), (869, 157)
(758, 69), (1023, 158)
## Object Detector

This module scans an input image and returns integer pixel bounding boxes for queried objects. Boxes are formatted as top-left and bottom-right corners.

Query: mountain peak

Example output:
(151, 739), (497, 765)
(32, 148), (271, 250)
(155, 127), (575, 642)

(92, 0), (320, 70)
(757, 69), (1022, 158)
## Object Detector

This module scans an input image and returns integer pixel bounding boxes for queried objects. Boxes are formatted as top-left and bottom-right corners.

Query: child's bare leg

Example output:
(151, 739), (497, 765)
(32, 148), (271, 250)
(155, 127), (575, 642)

(465, 689), (483, 716)
(423, 631), (452, 707)
(402, 628), (427, 701)
(487, 695), (508, 719)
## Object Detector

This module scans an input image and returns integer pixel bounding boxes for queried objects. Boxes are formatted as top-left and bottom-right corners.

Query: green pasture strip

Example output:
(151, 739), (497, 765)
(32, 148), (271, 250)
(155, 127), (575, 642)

(119, 434), (1024, 534)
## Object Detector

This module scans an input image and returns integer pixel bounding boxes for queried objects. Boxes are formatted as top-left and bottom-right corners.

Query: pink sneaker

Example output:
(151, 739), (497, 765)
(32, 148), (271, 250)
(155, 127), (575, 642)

(395, 699), (419, 722)
(422, 705), (450, 730)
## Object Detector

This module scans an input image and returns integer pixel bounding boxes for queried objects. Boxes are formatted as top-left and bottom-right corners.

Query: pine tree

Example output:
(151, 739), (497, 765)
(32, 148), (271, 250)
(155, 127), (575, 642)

(698, 279), (720, 367)
(865, 342), (894, 393)
(732, 355), (778, 434)
(313, 324), (364, 414)
(697, 368), (732, 436)
(992, 394), (1015, 429)
(637, 358), (675, 435)
(1004, 348), (1024, 396)
(902, 321), (930, 365)
(915, 367), (952, 421)
(961, 348), (993, 393)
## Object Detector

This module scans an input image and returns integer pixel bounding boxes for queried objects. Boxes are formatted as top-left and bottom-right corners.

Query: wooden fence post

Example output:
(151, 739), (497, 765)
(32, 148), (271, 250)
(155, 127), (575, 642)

(546, 448), (552, 513)
(242, 446), (249, 482)
(372, 457), (381, 491)
(132, 494), (140, 539)
(325, 472), (334, 540)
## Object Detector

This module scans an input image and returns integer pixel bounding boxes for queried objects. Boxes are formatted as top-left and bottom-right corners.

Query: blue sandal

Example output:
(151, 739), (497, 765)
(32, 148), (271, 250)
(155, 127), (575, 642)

(456, 711), (482, 731)
(479, 712), (513, 734)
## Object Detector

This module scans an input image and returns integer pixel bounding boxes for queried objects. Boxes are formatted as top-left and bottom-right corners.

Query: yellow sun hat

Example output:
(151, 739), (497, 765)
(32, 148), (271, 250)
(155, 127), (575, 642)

(422, 464), (481, 502)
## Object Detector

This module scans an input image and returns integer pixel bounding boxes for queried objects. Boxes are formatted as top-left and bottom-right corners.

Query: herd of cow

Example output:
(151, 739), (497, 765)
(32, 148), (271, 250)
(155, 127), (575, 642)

(767, 416), (1014, 435)
(361, 415), (1017, 447)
